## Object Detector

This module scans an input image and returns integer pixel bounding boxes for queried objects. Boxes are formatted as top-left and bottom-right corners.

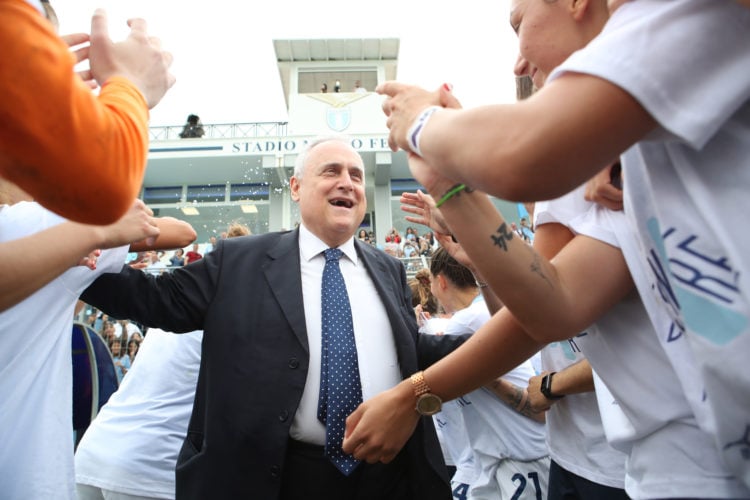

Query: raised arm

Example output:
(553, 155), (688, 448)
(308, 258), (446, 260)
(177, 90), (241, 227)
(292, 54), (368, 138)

(378, 75), (656, 202)
(129, 217), (196, 252)
(344, 156), (634, 462)
(0, 3), (174, 225)
(0, 199), (159, 312)
(409, 150), (633, 340)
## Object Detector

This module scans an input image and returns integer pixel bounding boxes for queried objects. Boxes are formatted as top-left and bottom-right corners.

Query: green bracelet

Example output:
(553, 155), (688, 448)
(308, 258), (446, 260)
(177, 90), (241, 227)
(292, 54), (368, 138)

(435, 183), (467, 208)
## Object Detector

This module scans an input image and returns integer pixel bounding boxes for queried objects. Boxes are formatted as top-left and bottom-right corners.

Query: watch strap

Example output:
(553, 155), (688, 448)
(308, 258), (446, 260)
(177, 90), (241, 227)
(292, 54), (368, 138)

(541, 371), (565, 400)
(410, 371), (431, 397)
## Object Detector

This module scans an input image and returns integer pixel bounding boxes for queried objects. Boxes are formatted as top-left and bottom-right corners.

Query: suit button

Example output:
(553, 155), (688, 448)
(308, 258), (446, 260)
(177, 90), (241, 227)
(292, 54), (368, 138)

(288, 357), (299, 369)
(278, 410), (289, 422)
(270, 465), (280, 478)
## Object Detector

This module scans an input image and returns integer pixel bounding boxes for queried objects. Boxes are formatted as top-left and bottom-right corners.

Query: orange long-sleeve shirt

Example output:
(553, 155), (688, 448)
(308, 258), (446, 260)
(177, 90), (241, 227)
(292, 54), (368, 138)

(0, 0), (150, 225)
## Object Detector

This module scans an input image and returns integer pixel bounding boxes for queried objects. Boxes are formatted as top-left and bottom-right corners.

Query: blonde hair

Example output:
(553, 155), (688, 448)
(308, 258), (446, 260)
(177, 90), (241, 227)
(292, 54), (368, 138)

(226, 222), (251, 238)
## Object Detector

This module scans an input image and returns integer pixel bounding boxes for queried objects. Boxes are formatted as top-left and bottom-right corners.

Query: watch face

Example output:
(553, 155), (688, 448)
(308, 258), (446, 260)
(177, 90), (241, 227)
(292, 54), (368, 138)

(416, 393), (442, 416)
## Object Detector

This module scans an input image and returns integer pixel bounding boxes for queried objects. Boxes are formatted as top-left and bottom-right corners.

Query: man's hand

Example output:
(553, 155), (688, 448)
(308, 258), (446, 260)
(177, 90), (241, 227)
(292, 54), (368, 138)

(343, 380), (420, 464)
(89, 9), (175, 109)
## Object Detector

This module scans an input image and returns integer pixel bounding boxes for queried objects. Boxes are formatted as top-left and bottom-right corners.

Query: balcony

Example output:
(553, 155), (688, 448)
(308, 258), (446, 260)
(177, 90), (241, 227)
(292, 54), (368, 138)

(149, 122), (289, 142)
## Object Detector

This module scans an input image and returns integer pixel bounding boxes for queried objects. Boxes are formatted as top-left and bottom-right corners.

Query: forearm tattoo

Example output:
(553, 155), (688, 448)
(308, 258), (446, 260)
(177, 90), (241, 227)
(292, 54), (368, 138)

(490, 223), (514, 251)
(528, 249), (553, 289)
(489, 379), (543, 422)
(490, 223), (554, 290)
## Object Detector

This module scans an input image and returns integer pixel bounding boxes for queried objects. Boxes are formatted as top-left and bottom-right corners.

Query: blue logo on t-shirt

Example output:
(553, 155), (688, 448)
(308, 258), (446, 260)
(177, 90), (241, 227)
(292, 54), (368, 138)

(647, 218), (745, 346)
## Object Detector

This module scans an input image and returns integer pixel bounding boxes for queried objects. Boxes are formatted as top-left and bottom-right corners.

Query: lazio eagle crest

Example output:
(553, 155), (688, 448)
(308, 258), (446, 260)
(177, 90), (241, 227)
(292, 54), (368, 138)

(307, 92), (370, 132)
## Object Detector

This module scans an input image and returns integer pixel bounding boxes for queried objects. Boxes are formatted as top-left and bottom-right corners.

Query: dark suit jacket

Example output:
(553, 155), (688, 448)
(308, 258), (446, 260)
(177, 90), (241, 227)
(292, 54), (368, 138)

(82, 229), (456, 499)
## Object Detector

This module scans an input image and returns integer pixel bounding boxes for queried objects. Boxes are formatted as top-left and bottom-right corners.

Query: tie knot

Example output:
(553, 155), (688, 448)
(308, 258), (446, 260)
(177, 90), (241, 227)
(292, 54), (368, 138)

(324, 248), (343, 262)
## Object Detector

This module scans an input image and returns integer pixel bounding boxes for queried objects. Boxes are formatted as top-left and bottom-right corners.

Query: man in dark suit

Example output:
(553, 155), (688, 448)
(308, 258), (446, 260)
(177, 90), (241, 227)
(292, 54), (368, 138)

(81, 136), (454, 499)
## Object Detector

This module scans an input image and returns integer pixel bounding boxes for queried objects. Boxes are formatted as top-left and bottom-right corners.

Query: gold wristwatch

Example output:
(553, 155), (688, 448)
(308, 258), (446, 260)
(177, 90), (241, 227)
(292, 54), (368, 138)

(410, 371), (442, 416)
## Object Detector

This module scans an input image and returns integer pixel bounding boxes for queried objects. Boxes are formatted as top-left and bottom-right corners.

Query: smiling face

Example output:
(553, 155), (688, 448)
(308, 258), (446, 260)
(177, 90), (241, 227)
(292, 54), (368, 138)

(290, 139), (366, 248)
(510, 0), (602, 89)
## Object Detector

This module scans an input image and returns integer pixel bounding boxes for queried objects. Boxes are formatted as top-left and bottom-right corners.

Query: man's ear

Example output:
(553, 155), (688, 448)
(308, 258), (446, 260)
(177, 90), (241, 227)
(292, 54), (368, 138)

(290, 176), (301, 202)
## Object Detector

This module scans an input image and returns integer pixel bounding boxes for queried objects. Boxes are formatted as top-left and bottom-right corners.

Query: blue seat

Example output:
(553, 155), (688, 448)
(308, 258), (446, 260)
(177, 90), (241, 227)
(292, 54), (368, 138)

(72, 322), (119, 446)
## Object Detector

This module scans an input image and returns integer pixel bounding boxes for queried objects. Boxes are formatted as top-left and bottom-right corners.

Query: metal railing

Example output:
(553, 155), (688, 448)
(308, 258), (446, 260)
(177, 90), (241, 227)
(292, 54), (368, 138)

(149, 122), (289, 142)
(138, 255), (429, 279)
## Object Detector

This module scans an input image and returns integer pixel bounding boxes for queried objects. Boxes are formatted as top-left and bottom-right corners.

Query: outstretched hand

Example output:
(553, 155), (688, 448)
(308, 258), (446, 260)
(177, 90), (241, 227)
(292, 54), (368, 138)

(377, 81), (439, 152)
(89, 9), (175, 108)
(434, 232), (476, 272)
(78, 249), (101, 270)
(400, 190), (451, 235)
(343, 380), (420, 464)
(377, 82), (460, 153)
(96, 199), (160, 249)
(61, 33), (97, 89)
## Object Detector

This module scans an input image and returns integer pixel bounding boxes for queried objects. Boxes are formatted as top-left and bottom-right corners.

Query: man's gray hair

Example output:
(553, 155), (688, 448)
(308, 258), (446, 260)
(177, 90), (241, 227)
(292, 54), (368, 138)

(293, 135), (358, 179)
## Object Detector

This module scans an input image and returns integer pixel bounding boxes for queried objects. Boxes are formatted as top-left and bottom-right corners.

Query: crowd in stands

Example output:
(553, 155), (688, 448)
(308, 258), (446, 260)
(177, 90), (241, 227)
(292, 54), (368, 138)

(381, 226), (438, 263)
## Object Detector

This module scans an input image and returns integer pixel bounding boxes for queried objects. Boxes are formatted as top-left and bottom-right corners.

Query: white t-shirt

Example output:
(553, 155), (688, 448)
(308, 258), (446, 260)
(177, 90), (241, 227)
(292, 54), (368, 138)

(570, 205), (750, 499)
(0, 202), (127, 500)
(421, 316), (476, 485)
(534, 187), (627, 489)
(75, 328), (203, 499)
(434, 394), (477, 487)
(550, 0), (750, 488)
(444, 297), (547, 496)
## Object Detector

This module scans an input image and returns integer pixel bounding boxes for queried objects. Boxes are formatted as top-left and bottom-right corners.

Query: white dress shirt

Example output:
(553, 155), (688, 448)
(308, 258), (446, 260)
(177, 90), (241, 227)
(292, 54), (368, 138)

(290, 224), (402, 444)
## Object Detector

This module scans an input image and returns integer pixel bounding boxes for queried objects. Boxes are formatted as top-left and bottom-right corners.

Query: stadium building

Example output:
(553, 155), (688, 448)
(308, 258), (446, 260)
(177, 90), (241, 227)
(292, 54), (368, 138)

(143, 38), (521, 245)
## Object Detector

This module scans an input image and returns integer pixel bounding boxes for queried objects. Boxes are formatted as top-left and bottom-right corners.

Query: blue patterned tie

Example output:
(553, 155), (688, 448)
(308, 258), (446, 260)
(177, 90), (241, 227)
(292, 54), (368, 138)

(317, 248), (363, 475)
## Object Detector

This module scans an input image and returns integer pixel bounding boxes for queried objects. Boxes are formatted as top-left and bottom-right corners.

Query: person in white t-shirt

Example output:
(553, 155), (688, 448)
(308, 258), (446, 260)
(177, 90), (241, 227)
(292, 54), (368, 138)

(368, 0), (750, 487)
(528, 185), (628, 499)
(0, 188), (188, 500)
(400, 188), (628, 498)
(350, 169), (750, 498)
(352, 0), (750, 492)
(429, 247), (549, 500)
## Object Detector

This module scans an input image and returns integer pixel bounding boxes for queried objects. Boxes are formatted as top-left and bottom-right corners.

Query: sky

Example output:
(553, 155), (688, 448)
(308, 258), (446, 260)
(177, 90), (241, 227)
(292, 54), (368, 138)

(54, 0), (520, 127)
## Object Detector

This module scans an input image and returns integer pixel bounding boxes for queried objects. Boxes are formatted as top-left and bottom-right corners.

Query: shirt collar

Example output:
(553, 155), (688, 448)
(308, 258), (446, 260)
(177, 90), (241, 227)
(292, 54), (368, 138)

(298, 224), (358, 266)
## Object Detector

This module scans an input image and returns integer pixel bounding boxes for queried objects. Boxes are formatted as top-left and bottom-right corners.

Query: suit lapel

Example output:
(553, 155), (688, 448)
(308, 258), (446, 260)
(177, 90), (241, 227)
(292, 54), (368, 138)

(264, 229), (309, 353)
